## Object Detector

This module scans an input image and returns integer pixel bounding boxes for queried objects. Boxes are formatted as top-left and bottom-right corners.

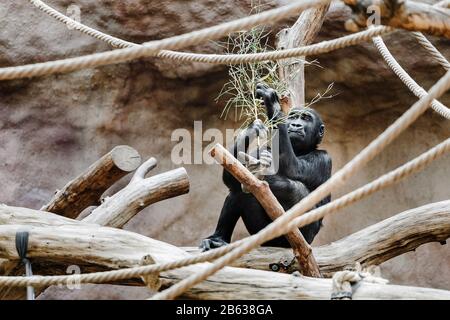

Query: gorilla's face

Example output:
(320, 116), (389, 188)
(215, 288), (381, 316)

(286, 108), (325, 154)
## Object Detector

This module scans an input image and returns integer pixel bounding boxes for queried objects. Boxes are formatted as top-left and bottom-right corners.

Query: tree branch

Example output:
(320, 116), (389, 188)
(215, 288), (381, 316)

(41, 145), (141, 219)
(83, 166), (189, 228)
(129, 157), (157, 184)
(184, 200), (450, 276)
(344, 0), (450, 38)
(277, 4), (330, 110)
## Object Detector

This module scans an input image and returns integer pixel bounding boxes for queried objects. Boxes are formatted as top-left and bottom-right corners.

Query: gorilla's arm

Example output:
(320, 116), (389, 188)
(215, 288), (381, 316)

(222, 120), (267, 192)
(255, 84), (302, 177)
(222, 143), (244, 192)
(289, 150), (332, 189)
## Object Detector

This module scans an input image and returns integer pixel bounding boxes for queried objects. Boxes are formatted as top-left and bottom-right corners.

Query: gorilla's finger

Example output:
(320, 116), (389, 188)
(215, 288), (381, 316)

(256, 83), (269, 90)
(260, 150), (272, 157)
(260, 158), (271, 167)
(238, 151), (250, 161)
(238, 151), (259, 165)
(212, 240), (224, 248)
(200, 239), (210, 251)
(247, 164), (260, 172)
(252, 118), (265, 129)
(255, 89), (266, 100)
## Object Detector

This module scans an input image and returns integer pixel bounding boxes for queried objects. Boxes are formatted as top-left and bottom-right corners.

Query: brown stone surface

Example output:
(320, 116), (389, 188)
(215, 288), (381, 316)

(0, 1), (449, 299)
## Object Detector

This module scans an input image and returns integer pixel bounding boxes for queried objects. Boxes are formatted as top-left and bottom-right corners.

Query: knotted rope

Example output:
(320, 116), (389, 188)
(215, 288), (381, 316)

(331, 269), (388, 300)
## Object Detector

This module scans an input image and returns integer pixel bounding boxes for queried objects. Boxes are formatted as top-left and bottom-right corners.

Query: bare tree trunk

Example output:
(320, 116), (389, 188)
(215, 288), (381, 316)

(277, 4), (330, 110)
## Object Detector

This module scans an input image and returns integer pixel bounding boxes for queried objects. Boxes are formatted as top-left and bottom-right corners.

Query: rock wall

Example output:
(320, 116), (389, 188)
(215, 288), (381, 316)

(0, 0), (449, 299)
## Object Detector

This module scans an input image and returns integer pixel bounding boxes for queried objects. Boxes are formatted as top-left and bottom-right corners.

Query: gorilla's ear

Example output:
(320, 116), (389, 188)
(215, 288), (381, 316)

(319, 124), (325, 137)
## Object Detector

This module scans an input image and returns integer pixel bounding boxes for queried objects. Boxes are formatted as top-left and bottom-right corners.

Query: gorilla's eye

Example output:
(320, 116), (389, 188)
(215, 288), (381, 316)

(301, 113), (312, 121)
(289, 113), (299, 120)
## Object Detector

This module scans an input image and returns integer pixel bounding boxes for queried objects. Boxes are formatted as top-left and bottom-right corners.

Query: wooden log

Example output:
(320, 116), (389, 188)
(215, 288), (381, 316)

(0, 206), (449, 299)
(277, 4), (330, 109)
(210, 144), (322, 277)
(1, 160), (188, 299)
(184, 200), (450, 276)
(344, 0), (450, 38)
(83, 163), (189, 228)
(32, 161), (185, 298)
(41, 145), (141, 219)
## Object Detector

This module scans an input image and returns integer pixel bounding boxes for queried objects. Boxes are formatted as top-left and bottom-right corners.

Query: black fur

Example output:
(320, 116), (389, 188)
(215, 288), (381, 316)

(200, 84), (332, 250)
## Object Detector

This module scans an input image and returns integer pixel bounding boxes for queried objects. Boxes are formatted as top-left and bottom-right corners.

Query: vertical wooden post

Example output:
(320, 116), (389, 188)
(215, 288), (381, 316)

(277, 5), (330, 110)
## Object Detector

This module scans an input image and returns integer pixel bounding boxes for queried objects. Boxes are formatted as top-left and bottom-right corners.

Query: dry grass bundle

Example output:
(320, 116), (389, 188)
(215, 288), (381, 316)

(216, 2), (335, 132)
(216, 25), (287, 129)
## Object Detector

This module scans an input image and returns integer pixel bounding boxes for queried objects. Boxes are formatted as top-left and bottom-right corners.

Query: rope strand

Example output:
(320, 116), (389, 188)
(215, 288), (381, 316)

(28, 0), (391, 65)
(373, 35), (450, 119)
(0, 0), (332, 80)
(411, 32), (450, 71)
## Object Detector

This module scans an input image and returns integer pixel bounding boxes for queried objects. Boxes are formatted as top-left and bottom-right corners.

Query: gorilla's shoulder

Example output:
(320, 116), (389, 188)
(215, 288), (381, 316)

(316, 149), (332, 166)
(316, 149), (331, 158)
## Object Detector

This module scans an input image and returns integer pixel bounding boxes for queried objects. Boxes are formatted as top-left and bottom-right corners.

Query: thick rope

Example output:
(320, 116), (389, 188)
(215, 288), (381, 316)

(156, 28), (391, 64)
(0, 0), (332, 80)
(409, 1), (450, 71)
(28, 0), (392, 65)
(331, 270), (388, 300)
(411, 32), (450, 71)
(373, 36), (450, 119)
(29, 0), (135, 49)
(28, 0), (391, 64)
(151, 69), (450, 299)
(30, 0), (395, 64)
(0, 136), (449, 288)
(28, 0), (450, 121)
(287, 136), (450, 232)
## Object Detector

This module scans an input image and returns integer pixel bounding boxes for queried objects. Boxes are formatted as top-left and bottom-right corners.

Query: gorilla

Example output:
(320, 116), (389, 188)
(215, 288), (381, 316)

(200, 84), (332, 250)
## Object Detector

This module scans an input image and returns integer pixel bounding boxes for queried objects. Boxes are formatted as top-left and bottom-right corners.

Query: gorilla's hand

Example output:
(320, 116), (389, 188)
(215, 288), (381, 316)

(200, 237), (229, 252)
(237, 119), (268, 146)
(238, 149), (272, 193)
(238, 150), (272, 175)
(235, 118), (268, 163)
(256, 83), (281, 119)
